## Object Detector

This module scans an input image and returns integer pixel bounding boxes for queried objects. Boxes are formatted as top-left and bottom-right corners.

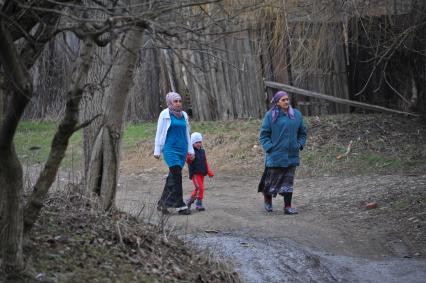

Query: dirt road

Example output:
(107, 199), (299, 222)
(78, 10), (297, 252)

(116, 171), (426, 282)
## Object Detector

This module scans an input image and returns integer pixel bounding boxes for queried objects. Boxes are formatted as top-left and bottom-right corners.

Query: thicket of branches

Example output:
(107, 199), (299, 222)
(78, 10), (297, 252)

(0, 0), (270, 277)
(21, 0), (425, 121)
(255, 0), (425, 116)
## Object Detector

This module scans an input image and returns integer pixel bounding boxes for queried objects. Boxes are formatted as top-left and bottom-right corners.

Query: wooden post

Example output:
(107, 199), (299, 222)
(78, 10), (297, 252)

(264, 80), (419, 117)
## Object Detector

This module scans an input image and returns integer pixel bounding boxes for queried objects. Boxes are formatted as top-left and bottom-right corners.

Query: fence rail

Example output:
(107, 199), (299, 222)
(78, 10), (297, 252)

(264, 80), (419, 117)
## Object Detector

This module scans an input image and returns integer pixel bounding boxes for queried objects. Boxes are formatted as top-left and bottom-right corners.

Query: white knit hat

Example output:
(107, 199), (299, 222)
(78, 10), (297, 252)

(191, 132), (203, 145)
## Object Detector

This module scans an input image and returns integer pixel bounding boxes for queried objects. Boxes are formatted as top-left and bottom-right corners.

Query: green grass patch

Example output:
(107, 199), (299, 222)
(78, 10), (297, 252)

(191, 119), (260, 136)
(392, 200), (410, 210)
(14, 121), (158, 168)
(122, 122), (156, 150)
(13, 116), (426, 177)
(355, 153), (417, 173)
(14, 121), (83, 168)
(361, 153), (390, 166)
(300, 146), (417, 176)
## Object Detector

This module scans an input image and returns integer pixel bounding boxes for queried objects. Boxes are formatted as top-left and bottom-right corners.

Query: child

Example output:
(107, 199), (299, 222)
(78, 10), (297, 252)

(186, 132), (214, 211)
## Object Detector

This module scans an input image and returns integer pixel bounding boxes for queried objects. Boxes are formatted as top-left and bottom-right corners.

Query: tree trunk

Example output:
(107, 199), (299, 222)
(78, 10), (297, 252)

(126, 33), (161, 121)
(180, 14), (265, 121)
(81, 46), (111, 171)
(0, 146), (24, 274)
(0, 21), (33, 273)
(24, 35), (76, 120)
(85, 29), (144, 209)
(24, 39), (95, 232)
(0, 75), (4, 124)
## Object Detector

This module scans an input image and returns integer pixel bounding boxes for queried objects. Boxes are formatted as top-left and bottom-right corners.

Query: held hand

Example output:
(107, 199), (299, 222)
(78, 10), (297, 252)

(189, 154), (195, 161)
(154, 154), (160, 159)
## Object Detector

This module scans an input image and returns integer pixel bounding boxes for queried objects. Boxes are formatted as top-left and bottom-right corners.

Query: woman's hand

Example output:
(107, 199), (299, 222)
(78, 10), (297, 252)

(189, 154), (195, 161)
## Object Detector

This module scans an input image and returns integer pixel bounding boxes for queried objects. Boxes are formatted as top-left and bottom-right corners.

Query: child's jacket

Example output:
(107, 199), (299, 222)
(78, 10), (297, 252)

(186, 148), (213, 179)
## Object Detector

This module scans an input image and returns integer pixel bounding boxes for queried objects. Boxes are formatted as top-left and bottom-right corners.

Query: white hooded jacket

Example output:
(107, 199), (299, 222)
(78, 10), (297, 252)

(154, 109), (195, 156)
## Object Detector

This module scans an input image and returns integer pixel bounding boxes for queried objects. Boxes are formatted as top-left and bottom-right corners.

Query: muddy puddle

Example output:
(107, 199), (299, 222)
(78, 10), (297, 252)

(186, 233), (426, 283)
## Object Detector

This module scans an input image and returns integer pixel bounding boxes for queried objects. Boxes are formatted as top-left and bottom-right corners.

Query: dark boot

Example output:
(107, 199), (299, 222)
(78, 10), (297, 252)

(284, 207), (298, 215)
(171, 172), (186, 208)
(283, 192), (297, 214)
(195, 199), (205, 211)
(178, 208), (191, 215)
(263, 194), (273, 212)
(158, 175), (174, 209)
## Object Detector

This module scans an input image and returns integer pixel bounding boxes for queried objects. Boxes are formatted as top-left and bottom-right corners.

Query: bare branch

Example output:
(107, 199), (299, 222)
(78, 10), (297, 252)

(383, 73), (411, 105)
(73, 113), (102, 132)
(352, 24), (419, 97)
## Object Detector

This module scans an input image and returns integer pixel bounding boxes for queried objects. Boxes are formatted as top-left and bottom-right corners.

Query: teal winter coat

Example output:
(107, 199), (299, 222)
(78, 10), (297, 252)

(259, 108), (307, 167)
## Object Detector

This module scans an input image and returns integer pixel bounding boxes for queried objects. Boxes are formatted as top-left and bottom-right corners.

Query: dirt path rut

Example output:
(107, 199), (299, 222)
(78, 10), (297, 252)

(116, 172), (426, 282)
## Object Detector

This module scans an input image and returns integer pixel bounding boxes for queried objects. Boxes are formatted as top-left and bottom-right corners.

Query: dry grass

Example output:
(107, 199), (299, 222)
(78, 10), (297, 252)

(8, 187), (241, 282)
(122, 114), (426, 178)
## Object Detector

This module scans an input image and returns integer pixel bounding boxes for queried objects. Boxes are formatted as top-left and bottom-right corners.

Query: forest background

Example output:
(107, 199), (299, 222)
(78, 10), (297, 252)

(0, 0), (425, 280)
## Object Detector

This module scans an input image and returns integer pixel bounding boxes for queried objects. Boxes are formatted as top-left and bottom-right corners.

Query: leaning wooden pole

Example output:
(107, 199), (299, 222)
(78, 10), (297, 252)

(264, 80), (420, 117)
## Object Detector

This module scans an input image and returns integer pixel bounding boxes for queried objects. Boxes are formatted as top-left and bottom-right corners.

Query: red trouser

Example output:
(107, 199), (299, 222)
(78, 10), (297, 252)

(191, 174), (205, 200)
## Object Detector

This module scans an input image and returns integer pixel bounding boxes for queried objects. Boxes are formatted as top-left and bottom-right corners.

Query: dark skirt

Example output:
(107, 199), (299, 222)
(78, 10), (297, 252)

(158, 173), (186, 208)
(258, 167), (296, 197)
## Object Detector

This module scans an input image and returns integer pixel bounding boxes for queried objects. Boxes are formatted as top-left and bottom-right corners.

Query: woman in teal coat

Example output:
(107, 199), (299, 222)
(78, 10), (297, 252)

(258, 91), (307, 214)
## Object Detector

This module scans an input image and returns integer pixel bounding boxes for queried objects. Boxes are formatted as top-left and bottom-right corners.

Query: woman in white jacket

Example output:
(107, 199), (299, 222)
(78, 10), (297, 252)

(154, 92), (194, 215)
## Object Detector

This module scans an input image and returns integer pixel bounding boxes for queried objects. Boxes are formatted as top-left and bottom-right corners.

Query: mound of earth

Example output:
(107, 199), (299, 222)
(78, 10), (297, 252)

(3, 188), (240, 282)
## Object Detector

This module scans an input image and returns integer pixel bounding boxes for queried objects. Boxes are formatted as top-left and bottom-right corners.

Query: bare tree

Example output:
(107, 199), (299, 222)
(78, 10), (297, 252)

(0, 1), (63, 272)
(85, 28), (144, 209)
(0, 0), (147, 274)
(0, 0), (267, 275)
